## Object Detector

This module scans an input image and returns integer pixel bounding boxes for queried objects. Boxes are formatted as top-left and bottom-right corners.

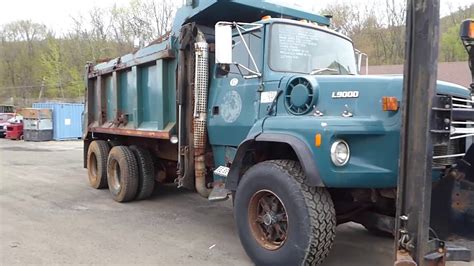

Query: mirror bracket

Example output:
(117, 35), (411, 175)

(215, 21), (263, 78)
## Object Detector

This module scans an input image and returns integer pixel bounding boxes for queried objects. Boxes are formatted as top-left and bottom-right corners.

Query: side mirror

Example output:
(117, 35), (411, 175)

(355, 49), (369, 75)
(215, 23), (233, 64)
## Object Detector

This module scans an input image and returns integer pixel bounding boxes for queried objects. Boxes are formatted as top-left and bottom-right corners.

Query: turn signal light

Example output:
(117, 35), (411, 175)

(460, 19), (474, 40)
(468, 20), (474, 38)
(469, 21), (474, 38)
(315, 133), (322, 147)
(382, 97), (399, 111)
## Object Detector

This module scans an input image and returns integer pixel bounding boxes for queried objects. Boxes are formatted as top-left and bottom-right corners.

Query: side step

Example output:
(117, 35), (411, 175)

(209, 166), (231, 202)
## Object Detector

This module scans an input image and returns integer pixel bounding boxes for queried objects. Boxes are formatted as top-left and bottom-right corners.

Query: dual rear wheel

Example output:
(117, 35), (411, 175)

(86, 140), (155, 202)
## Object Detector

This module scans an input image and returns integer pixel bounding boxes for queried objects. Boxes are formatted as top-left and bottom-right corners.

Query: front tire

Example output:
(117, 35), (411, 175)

(234, 160), (336, 266)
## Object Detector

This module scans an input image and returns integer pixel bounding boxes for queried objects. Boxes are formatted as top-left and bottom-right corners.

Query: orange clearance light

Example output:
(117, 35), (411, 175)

(469, 21), (474, 38)
(382, 97), (399, 111)
(315, 133), (322, 147)
(262, 15), (272, 20)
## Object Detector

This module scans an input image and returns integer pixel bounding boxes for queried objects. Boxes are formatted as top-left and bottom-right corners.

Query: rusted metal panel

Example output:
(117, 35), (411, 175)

(87, 49), (175, 78)
(90, 127), (169, 139)
(18, 108), (52, 119)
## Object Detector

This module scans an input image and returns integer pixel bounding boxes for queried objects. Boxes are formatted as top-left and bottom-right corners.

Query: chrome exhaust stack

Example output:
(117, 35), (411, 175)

(193, 34), (211, 197)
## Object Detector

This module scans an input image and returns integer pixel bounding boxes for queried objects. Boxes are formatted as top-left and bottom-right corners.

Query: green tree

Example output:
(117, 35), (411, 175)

(440, 24), (468, 62)
(40, 37), (66, 98)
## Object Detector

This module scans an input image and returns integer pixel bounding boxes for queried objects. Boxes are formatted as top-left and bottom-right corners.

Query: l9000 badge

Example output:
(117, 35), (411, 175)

(331, 91), (359, 98)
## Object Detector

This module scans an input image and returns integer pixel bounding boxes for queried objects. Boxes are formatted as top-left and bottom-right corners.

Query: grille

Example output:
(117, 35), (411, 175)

(433, 140), (461, 165)
(432, 95), (473, 167)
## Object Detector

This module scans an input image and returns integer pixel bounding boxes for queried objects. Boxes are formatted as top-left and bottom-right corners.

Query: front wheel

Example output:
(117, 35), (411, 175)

(234, 160), (336, 266)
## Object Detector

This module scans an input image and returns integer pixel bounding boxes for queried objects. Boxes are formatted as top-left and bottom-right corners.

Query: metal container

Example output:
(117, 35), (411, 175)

(24, 129), (53, 141)
(23, 118), (53, 130)
(32, 103), (84, 140)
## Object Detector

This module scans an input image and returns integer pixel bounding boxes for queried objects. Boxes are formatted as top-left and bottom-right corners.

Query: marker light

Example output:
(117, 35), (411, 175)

(330, 140), (350, 166)
(262, 15), (272, 20)
(470, 21), (474, 38)
(459, 19), (474, 43)
(315, 134), (322, 147)
(382, 97), (399, 111)
(170, 135), (179, 144)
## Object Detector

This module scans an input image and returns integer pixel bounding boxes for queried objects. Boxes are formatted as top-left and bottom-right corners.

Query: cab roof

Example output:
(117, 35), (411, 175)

(173, 0), (331, 32)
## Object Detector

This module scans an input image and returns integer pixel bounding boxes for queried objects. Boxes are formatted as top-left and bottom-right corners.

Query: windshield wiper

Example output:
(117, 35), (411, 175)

(309, 68), (339, 75)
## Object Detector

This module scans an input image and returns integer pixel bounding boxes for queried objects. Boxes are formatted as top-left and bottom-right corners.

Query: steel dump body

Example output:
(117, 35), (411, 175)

(86, 42), (177, 139)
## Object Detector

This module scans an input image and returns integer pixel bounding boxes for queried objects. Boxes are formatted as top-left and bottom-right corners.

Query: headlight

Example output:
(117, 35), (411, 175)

(330, 140), (350, 166)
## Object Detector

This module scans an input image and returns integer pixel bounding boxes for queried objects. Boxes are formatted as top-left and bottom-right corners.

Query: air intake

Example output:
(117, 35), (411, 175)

(284, 77), (316, 115)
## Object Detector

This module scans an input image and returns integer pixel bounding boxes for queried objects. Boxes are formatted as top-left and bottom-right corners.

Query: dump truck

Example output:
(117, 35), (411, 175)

(83, 1), (474, 265)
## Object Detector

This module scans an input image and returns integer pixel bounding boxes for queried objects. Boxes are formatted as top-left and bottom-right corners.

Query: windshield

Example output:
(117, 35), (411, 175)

(270, 23), (357, 75)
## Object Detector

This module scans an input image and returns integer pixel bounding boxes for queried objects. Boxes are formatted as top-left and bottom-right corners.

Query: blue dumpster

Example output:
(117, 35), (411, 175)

(32, 103), (84, 140)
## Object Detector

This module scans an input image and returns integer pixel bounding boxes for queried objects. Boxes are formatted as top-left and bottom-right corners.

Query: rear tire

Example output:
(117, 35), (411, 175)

(234, 160), (336, 266)
(107, 146), (138, 202)
(129, 146), (155, 200)
(87, 140), (110, 189)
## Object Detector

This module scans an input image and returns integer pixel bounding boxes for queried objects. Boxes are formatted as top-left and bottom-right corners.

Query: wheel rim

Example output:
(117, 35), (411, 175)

(110, 159), (121, 191)
(248, 189), (288, 250)
(88, 153), (98, 182)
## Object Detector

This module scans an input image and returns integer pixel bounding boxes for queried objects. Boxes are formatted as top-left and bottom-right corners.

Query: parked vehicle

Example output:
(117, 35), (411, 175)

(83, 1), (473, 265)
(0, 113), (14, 138)
(0, 105), (14, 113)
(6, 123), (23, 140)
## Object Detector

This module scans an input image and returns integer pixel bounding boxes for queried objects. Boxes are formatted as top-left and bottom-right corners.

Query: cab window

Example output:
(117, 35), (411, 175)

(225, 30), (263, 77)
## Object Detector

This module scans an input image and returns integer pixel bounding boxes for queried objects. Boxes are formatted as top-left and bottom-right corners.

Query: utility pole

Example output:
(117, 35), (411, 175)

(38, 77), (45, 100)
(394, 0), (442, 265)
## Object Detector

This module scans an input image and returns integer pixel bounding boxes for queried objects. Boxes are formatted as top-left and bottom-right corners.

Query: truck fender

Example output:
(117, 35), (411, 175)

(225, 133), (324, 191)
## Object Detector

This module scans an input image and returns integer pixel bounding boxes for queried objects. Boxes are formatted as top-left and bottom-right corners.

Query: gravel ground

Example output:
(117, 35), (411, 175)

(0, 139), (471, 265)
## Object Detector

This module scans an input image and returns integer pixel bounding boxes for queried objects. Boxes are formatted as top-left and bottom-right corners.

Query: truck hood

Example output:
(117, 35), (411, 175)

(302, 75), (471, 126)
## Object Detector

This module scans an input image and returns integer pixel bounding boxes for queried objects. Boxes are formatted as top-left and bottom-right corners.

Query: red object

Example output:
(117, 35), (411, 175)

(6, 123), (23, 140)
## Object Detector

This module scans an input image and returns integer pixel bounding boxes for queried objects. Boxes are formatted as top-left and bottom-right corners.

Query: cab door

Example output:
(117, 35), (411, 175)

(208, 28), (264, 147)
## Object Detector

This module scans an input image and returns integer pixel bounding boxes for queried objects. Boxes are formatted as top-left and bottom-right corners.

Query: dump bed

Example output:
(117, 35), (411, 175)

(85, 40), (177, 139)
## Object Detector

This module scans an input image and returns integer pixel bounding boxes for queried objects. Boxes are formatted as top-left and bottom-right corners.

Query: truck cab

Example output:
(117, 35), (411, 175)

(209, 17), (471, 188)
(83, 1), (474, 265)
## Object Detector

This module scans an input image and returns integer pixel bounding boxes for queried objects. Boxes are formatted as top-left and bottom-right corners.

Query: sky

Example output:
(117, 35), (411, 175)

(0, 0), (472, 34)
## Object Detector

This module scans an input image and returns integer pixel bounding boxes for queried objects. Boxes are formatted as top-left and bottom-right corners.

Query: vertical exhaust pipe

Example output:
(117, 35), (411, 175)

(193, 35), (211, 197)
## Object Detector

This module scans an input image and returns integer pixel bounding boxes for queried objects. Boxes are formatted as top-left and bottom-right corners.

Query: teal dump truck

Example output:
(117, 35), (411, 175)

(83, 1), (474, 264)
